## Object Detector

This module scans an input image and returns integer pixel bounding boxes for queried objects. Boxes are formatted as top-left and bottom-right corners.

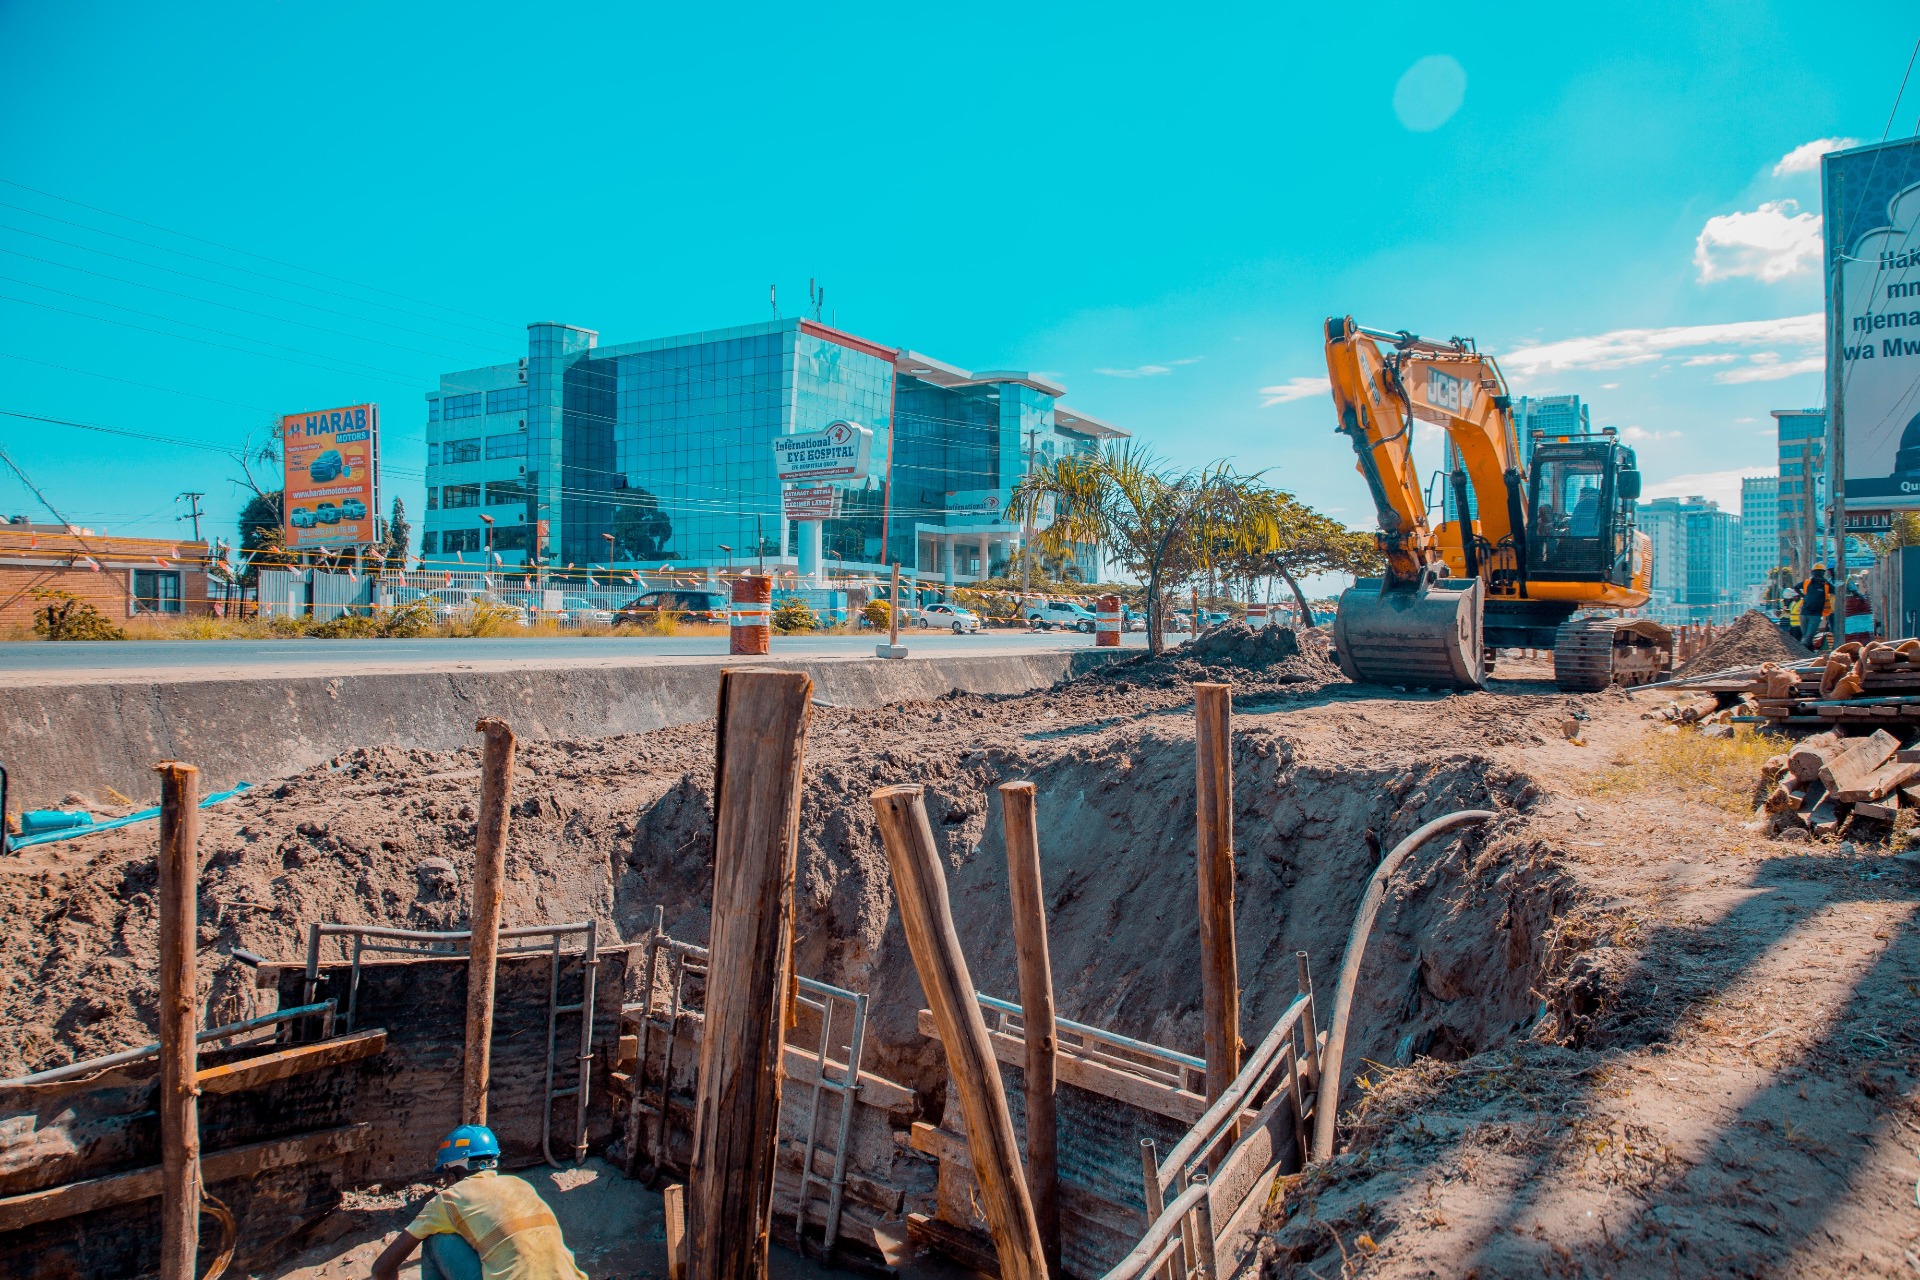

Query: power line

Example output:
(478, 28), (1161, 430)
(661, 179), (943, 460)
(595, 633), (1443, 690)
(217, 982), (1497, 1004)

(0, 178), (520, 331)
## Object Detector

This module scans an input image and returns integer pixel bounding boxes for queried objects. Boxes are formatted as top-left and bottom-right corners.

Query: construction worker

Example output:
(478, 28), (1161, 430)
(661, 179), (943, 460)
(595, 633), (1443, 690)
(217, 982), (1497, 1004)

(1783, 584), (1803, 641)
(370, 1125), (587, 1280)
(1799, 564), (1833, 650)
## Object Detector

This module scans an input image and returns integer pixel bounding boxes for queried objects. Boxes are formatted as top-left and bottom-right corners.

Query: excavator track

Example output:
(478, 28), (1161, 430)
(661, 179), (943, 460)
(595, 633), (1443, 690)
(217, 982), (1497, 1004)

(1551, 615), (1673, 692)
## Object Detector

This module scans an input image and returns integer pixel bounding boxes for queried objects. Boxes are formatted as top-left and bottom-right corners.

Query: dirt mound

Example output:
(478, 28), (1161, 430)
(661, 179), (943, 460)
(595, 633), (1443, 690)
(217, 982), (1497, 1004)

(1672, 609), (1809, 678)
(1088, 623), (1341, 694)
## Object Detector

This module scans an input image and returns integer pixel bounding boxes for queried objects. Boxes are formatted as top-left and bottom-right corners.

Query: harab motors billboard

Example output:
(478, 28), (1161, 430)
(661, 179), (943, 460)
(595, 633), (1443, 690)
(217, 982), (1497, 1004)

(282, 403), (379, 548)
(1826, 139), (1920, 508)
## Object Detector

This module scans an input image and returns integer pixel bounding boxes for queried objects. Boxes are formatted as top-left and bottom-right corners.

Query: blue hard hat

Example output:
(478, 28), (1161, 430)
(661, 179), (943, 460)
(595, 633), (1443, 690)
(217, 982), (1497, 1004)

(435, 1124), (501, 1171)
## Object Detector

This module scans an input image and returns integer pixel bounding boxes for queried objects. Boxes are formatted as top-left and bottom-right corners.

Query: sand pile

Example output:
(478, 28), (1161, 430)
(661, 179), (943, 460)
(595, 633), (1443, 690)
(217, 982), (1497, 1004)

(1672, 609), (1810, 678)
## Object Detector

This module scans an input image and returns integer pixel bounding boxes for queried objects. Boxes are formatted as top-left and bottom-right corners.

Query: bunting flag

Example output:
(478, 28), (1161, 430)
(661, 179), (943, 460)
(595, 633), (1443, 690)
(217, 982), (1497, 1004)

(168, 545), (179, 559)
(152, 556), (169, 568)
(81, 555), (100, 572)
(444, 572), (453, 585)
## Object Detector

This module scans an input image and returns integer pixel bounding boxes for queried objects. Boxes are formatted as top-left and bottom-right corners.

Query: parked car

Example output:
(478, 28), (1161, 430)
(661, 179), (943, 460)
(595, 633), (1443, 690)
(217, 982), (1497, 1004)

(1121, 606), (1149, 633)
(427, 588), (529, 625)
(1024, 600), (1097, 633)
(340, 498), (367, 520)
(314, 502), (341, 525)
(1202, 610), (1231, 627)
(616, 589), (729, 626)
(288, 506), (317, 528)
(918, 602), (981, 634)
(557, 595), (614, 626)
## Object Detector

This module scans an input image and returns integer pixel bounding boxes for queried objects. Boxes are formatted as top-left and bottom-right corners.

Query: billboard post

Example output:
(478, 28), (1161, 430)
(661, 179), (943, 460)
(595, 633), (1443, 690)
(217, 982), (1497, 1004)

(282, 403), (380, 555)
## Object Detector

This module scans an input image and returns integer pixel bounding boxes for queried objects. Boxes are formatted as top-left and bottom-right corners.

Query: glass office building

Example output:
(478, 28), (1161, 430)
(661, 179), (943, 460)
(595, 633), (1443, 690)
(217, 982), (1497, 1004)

(422, 318), (1127, 580)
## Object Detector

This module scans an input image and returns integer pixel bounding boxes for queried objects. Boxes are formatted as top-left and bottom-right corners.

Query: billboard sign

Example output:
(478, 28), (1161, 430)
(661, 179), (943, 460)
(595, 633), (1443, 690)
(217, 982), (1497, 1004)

(772, 420), (872, 483)
(781, 486), (843, 521)
(282, 403), (379, 548)
(1826, 139), (1920, 507)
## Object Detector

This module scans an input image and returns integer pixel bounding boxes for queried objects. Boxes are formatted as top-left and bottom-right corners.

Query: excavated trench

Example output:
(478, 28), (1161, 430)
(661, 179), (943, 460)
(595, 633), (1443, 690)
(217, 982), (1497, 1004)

(613, 720), (1578, 1116)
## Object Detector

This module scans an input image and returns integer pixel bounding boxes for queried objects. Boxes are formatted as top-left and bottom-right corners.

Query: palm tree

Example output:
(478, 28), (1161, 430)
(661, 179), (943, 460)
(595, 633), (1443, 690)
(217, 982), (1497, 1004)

(1009, 447), (1284, 655)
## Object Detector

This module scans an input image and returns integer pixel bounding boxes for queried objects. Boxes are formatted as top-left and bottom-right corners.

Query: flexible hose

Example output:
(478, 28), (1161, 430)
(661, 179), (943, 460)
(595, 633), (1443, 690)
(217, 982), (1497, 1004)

(1309, 808), (1497, 1163)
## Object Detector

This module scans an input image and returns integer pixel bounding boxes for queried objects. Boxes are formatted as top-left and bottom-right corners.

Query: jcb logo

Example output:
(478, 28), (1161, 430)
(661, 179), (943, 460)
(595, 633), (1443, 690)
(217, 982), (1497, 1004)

(1426, 368), (1465, 413)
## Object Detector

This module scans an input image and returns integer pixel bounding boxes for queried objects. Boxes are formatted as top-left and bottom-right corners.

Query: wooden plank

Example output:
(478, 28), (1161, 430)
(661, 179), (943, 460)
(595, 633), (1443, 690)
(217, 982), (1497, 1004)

(1786, 732), (1842, 782)
(1193, 683), (1239, 1104)
(918, 1009), (1209, 1125)
(664, 1182), (688, 1280)
(1817, 730), (1900, 794)
(0, 1123), (370, 1234)
(193, 1029), (386, 1096)
(154, 760), (200, 1280)
(873, 784), (1046, 1280)
(688, 669), (814, 1280)
(464, 717), (517, 1126)
(998, 780), (1060, 1275)
(909, 1211), (1002, 1277)
(1832, 759), (1920, 803)
(1856, 797), (1900, 822)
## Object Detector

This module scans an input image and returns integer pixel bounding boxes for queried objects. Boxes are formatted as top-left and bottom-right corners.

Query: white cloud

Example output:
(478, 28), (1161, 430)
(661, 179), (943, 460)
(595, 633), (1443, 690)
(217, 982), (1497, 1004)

(1642, 469), (1754, 511)
(1773, 137), (1860, 177)
(1259, 376), (1332, 407)
(1715, 355), (1825, 384)
(1680, 353), (1740, 366)
(1620, 426), (1679, 443)
(1694, 200), (1823, 282)
(1502, 313), (1822, 377)
(1093, 357), (1202, 378)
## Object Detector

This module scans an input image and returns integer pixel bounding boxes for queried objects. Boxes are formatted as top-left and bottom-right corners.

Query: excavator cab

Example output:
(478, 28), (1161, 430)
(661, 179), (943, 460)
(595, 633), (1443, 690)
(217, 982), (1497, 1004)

(1526, 437), (1641, 588)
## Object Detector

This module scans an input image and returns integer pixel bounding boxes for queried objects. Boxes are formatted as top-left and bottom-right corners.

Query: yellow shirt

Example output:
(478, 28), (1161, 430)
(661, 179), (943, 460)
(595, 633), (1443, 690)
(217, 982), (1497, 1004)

(406, 1170), (588, 1280)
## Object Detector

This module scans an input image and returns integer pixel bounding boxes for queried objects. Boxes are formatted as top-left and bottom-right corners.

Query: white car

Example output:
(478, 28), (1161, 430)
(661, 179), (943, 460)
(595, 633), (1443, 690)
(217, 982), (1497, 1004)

(919, 602), (981, 634)
(557, 595), (613, 626)
(1024, 601), (1096, 633)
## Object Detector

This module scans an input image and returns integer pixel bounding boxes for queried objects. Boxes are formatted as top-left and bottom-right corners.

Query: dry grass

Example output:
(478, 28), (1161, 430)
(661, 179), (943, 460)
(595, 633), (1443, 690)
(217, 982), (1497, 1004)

(1585, 724), (1785, 813)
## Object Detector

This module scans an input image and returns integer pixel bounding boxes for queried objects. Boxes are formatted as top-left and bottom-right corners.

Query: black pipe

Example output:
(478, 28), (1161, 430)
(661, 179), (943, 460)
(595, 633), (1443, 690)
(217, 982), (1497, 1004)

(1450, 467), (1479, 580)
(1504, 469), (1530, 597)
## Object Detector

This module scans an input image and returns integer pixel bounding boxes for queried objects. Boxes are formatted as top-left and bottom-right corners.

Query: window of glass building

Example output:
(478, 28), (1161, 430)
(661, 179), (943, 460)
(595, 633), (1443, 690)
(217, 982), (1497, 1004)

(427, 488), (440, 510)
(132, 569), (181, 614)
(441, 528), (482, 553)
(486, 432), (528, 460)
(443, 483), (480, 509)
(443, 393), (482, 420)
(421, 532), (438, 554)
(427, 399), (442, 423)
(486, 386), (530, 415)
(444, 438), (482, 464)
(485, 480), (529, 506)
(491, 525), (531, 552)
(427, 442), (440, 465)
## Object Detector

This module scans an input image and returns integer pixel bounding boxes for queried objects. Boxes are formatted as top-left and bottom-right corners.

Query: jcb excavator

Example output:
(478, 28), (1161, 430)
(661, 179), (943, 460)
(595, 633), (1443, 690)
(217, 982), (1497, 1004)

(1322, 316), (1672, 691)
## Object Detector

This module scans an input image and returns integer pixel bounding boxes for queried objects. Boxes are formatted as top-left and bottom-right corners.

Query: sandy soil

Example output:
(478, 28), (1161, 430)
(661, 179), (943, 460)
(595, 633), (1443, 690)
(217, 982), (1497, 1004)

(3, 625), (1916, 1277)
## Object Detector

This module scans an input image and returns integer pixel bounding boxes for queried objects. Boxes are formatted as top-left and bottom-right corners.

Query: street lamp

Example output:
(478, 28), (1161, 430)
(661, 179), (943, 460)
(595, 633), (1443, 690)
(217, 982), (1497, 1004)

(718, 543), (733, 576)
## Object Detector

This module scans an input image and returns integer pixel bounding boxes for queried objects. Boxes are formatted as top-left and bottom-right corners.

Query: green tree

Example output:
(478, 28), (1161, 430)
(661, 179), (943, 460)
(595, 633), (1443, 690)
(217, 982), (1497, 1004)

(237, 490), (285, 586)
(1009, 446), (1281, 655)
(611, 488), (673, 559)
(1223, 488), (1382, 625)
(383, 497), (412, 568)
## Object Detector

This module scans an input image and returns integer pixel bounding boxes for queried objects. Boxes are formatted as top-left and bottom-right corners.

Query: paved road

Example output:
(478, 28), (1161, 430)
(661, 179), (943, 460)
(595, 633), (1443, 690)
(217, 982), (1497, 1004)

(0, 628), (1153, 684)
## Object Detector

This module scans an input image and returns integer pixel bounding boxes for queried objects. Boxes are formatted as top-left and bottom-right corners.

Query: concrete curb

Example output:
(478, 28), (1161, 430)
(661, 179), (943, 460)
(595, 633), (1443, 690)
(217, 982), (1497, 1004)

(0, 649), (1130, 808)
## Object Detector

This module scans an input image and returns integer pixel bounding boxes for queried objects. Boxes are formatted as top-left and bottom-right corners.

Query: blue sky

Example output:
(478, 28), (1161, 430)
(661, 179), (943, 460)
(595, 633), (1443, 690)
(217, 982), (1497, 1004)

(0, 1), (1913, 549)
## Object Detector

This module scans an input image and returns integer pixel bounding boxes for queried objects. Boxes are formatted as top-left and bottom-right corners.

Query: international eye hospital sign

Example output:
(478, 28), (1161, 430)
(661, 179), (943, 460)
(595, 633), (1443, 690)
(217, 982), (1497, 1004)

(774, 420), (871, 524)
(1828, 139), (1920, 507)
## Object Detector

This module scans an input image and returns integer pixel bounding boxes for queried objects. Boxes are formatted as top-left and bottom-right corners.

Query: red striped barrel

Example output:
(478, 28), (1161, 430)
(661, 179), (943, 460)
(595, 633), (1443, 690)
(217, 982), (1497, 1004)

(729, 575), (772, 655)
(1095, 593), (1122, 647)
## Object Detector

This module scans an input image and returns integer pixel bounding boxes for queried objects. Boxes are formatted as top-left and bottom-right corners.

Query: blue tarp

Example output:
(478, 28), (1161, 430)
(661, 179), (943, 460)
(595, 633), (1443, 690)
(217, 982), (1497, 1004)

(10, 782), (253, 850)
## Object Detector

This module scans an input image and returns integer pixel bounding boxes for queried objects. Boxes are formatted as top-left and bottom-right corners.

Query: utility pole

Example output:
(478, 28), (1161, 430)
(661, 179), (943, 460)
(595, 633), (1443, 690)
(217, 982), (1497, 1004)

(176, 492), (204, 542)
(1019, 428), (1039, 599)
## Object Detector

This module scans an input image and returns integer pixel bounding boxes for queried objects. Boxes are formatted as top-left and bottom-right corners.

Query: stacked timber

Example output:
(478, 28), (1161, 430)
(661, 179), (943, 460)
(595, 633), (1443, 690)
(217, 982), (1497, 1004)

(1747, 640), (1920, 730)
(1763, 728), (1920, 834)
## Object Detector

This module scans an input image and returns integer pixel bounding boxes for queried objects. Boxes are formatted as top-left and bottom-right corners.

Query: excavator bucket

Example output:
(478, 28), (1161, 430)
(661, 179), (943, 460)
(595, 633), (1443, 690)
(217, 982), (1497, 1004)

(1332, 577), (1485, 690)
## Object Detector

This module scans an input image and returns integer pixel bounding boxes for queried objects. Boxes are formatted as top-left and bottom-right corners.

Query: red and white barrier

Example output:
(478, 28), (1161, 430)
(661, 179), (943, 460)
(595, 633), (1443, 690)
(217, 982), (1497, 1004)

(729, 574), (772, 655)
(1095, 592), (1122, 647)
(1248, 603), (1269, 629)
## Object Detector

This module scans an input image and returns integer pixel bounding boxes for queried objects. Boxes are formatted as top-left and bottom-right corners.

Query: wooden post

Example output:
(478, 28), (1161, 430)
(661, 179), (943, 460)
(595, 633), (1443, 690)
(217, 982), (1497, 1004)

(890, 562), (902, 648)
(999, 781), (1060, 1275)
(155, 761), (201, 1280)
(663, 1182), (688, 1280)
(687, 669), (814, 1280)
(1193, 683), (1239, 1100)
(463, 717), (516, 1126)
(871, 784), (1048, 1280)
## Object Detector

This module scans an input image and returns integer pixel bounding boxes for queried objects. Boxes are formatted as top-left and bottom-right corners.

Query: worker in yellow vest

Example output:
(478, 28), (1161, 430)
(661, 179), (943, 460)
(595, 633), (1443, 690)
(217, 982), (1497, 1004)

(371, 1125), (587, 1280)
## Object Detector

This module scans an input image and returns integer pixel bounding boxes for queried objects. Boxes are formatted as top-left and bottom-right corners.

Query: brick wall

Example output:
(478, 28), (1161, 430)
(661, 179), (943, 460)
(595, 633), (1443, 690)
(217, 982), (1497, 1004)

(0, 536), (211, 630)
